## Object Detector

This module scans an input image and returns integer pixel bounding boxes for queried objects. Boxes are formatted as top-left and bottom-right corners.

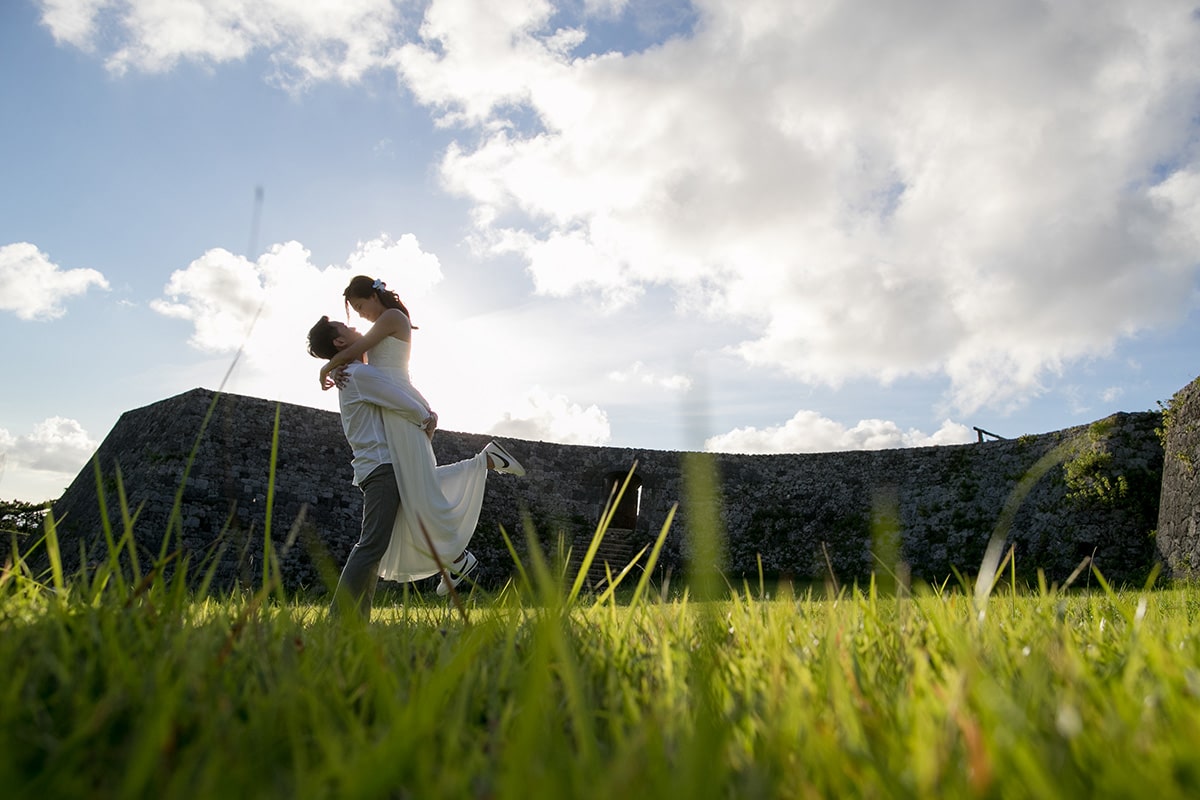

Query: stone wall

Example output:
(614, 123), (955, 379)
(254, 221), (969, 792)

(1156, 376), (1200, 578)
(46, 387), (1167, 594)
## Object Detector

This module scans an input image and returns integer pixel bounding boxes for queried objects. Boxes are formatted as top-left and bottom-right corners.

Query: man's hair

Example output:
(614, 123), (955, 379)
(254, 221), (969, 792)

(307, 316), (339, 360)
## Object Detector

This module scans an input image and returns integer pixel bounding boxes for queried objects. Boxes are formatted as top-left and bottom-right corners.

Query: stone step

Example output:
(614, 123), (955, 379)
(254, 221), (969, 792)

(569, 528), (636, 589)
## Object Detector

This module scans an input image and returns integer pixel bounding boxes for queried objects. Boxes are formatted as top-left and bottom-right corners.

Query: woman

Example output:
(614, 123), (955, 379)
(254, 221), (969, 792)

(319, 275), (524, 595)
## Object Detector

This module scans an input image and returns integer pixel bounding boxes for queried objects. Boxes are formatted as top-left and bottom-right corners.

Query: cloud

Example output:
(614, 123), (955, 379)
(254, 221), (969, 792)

(38, 0), (403, 85)
(0, 417), (99, 474)
(38, 0), (108, 49)
(488, 386), (611, 444)
(0, 242), (110, 321)
(705, 410), (974, 454)
(404, 0), (1200, 416)
(608, 361), (692, 391)
(149, 234), (444, 401)
(149, 247), (273, 350)
(0, 418), (100, 502)
(142, 231), (616, 446)
(347, 234), (444, 297)
(44, 0), (1200, 425)
(394, 0), (586, 126)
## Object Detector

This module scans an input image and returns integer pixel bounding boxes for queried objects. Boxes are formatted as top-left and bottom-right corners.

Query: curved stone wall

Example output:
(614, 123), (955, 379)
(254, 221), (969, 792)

(46, 386), (1167, 593)
(1156, 376), (1200, 578)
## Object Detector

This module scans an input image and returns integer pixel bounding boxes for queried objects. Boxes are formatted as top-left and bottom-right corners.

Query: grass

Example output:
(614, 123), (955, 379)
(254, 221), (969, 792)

(5, 514), (1200, 798)
(3, 431), (1199, 798)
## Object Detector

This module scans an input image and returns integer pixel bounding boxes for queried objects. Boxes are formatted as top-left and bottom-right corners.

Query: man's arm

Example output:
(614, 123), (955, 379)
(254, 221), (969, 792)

(345, 363), (433, 428)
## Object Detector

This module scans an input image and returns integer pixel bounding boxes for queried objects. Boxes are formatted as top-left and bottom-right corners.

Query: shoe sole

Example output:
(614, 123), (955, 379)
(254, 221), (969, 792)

(486, 441), (525, 476)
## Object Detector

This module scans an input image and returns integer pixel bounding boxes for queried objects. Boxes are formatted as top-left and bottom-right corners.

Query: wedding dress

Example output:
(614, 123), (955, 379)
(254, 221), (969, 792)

(367, 335), (489, 582)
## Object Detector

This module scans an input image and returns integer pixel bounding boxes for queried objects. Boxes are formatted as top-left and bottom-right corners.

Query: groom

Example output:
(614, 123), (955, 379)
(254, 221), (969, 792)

(306, 315), (439, 619)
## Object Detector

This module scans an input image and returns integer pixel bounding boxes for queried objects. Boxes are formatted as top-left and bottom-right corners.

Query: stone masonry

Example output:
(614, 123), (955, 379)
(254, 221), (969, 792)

(42, 382), (1182, 594)
(1156, 376), (1200, 577)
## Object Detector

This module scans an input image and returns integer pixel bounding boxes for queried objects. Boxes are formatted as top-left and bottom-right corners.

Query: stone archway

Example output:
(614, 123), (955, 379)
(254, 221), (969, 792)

(603, 470), (642, 530)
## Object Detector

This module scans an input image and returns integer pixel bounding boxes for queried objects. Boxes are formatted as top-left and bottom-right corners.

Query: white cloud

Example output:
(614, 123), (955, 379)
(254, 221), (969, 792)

(39, 0), (108, 49)
(402, 0), (1200, 417)
(149, 247), (271, 350)
(0, 242), (110, 321)
(488, 386), (611, 444)
(372, 137), (396, 159)
(17, 418), (98, 471)
(0, 418), (100, 502)
(582, 0), (628, 17)
(149, 234), (444, 402)
(705, 410), (973, 454)
(346, 234), (444, 298)
(38, 0), (402, 85)
(395, 0), (585, 126)
(0, 417), (98, 478)
(608, 361), (692, 391)
(41, 0), (1200, 430)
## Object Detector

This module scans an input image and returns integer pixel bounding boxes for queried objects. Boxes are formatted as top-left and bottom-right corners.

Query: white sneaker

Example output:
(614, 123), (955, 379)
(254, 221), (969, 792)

(483, 441), (525, 476)
(436, 550), (478, 597)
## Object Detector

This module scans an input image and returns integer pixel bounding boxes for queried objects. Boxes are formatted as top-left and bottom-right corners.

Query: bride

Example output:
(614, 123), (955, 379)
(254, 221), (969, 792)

(318, 275), (524, 595)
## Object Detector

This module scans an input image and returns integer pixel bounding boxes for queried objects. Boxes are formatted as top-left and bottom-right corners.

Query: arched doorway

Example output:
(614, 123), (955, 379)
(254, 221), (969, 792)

(603, 470), (642, 530)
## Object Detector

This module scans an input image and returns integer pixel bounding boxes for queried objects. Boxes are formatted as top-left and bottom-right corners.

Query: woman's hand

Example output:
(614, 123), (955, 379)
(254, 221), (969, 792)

(321, 363), (352, 390)
(421, 411), (438, 442)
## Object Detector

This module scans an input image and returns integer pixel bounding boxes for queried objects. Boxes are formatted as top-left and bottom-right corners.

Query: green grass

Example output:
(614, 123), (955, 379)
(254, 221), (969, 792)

(5, 516), (1200, 798)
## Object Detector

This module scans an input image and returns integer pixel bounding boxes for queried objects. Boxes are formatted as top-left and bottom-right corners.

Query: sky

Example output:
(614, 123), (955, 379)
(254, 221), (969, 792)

(1, 0), (1198, 504)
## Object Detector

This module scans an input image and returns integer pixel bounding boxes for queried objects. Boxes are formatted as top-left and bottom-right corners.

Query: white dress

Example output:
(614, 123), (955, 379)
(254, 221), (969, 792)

(368, 335), (489, 582)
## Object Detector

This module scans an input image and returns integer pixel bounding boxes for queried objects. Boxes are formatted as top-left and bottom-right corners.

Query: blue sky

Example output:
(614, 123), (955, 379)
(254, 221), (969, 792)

(2, 0), (1198, 503)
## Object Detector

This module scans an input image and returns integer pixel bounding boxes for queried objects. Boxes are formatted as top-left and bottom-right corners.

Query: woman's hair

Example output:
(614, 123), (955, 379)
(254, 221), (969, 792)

(307, 316), (339, 360)
(343, 275), (417, 328)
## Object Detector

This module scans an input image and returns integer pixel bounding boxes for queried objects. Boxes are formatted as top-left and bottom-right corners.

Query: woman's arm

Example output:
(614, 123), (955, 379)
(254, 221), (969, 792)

(320, 309), (411, 389)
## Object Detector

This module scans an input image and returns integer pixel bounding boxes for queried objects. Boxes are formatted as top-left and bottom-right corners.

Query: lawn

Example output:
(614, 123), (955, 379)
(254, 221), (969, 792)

(4, 511), (1199, 799)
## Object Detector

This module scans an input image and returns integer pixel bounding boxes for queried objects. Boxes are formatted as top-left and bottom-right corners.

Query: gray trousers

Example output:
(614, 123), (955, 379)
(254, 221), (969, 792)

(330, 463), (400, 619)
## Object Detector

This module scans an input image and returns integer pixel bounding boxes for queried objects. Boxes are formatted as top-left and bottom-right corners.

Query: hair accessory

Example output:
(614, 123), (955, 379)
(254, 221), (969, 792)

(372, 278), (386, 291)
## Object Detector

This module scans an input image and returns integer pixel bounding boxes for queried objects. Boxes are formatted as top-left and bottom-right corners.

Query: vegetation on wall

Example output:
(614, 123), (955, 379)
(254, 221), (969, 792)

(1063, 421), (1129, 509)
(1063, 417), (1161, 520)
(1158, 378), (1199, 475)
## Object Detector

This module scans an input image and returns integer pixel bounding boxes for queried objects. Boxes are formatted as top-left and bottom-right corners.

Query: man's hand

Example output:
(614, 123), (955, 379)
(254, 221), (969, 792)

(422, 411), (438, 442)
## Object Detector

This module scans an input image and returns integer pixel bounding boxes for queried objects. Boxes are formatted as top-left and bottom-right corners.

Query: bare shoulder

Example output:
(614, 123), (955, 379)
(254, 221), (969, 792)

(379, 307), (411, 330)
(377, 308), (412, 338)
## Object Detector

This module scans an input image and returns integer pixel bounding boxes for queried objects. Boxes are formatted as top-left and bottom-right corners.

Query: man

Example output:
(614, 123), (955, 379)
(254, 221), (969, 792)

(306, 314), (446, 618)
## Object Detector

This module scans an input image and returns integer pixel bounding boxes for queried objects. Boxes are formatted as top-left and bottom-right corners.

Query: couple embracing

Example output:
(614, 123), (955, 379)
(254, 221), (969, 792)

(307, 275), (524, 619)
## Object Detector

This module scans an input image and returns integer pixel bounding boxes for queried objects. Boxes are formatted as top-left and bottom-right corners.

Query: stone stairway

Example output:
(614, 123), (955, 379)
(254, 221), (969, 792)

(568, 527), (634, 590)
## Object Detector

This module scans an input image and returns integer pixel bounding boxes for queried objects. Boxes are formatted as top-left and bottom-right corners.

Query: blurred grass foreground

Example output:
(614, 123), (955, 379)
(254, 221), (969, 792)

(4, 448), (1200, 799)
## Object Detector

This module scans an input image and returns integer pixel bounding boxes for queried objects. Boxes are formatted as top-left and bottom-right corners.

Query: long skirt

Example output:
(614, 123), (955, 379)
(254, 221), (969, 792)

(376, 412), (488, 582)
